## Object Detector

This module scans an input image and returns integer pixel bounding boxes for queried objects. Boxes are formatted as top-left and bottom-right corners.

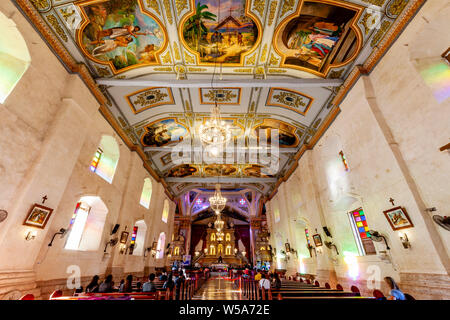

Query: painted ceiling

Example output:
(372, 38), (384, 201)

(18, 0), (421, 199)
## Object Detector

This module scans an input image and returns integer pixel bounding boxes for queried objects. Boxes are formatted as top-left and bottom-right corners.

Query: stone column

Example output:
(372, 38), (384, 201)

(0, 95), (91, 271)
(362, 75), (450, 276)
(306, 153), (338, 286)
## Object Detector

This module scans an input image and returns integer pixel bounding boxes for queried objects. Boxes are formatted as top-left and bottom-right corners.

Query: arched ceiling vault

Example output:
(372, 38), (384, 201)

(16, 0), (423, 199)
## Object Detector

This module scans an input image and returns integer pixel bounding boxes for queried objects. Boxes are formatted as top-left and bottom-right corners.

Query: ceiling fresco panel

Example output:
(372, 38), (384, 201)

(18, 0), (422, 198)
(76, 0), (168, 74)
(180, 0), (262, 65)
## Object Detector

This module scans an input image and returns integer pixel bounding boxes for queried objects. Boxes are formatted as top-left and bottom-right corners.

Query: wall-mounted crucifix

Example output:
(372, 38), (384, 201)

(389, 198), (395, 206)
(42, 195), (48, 204)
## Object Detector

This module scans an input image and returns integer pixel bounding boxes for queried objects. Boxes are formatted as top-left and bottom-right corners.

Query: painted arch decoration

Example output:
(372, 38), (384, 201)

(180, 0), (262, 65)
(273, 0), (364, 77)
(76, 0), (168, 74)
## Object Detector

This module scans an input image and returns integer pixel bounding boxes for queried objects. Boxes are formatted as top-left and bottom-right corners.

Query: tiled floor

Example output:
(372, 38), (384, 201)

(192, 276), (243, 300)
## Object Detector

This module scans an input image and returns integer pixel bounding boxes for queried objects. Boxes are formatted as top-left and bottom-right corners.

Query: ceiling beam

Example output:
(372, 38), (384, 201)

(96, 78), (343, 88)
(144, 146), (298, 153)
(166, 177), (277, 183)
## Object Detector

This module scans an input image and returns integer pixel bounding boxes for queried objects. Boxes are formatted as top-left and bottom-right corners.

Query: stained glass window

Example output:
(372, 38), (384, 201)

(90, 136), (120, 183)
(90, 148), (103, 172)
(65, 202), (91, 250)
(348, 208), (376, 255)
(139, 178), (152, 208)
(162, 199), (169, 223)
(129, 226), (138, 255)
(339, 150), (349, 171)
(305, 228), (312, 257)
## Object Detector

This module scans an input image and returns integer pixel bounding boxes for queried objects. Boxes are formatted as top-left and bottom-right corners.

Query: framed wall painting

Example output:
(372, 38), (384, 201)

(120, 231), (129, 244)
(285, 242), (291, 253)
(312, 234), (323, 247)
(23, 204), (53, 229)
(383, 206), (414, 231)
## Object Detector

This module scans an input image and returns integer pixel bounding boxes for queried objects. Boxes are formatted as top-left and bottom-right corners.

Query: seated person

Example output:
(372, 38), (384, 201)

(85, 275), (99, 293)
(254, 270), (262, 281)
(135, 281), (142, 292)
(272, 273), (281, 290)
(159, 272), (168, 281)
(259, 274), (271, 297)
(119, 275), (133, 293)
(98, 275), (114, 293)
(384, 276), (406, 300)
(142, 273), (157, 292)
(163, 274), (175, 290)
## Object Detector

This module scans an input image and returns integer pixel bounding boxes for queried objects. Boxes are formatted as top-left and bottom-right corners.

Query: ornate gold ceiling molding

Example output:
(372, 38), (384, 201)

(363, 0), (425, 72)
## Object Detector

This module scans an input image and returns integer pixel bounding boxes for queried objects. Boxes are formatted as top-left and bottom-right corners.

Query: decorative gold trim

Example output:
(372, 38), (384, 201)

(199, 87), (242, 105)
(268, 1), (277, 26)
(266, 87), (314, 116)
(126, 87), (175, 114)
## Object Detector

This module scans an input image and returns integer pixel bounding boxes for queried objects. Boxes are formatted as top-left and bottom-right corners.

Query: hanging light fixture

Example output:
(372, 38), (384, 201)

(214, 214), (225, 232)
(209, 184), (227, 214)
(199, 101), (231, 148)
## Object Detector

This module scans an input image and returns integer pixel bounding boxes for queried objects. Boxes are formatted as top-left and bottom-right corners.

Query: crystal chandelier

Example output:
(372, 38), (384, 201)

(214, 214), (225, 232)
(209, 184), (227, 214)
(199, 102), (231, 147)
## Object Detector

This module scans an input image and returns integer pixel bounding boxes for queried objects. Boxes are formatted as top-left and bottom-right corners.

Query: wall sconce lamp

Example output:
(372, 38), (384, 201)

(150, 248), (159, 258)
(324, 241), (339, 255)
(399, 233), (411, 249)
(104, 238), (118, 253)
(25, 230), (37, 241)
(48, 228), (67, 247)
(195, 251), (200, 256)
(242, 251), (246, 257)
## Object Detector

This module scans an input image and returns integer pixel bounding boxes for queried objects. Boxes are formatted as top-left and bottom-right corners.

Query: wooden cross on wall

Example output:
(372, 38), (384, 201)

(389, 198), (395, 206)
(42, 195), (48, 204)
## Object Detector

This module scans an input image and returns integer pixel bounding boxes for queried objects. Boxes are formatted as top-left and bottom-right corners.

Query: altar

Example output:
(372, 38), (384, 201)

(211, 263), (229, 271)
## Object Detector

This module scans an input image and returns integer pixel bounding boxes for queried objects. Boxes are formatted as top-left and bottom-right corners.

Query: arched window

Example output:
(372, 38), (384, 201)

(225, 233), (231, 242)
(0, 12), (31, 104)
(156, 232), (166, 259)
(226, 245), (231, 255)
(131, 220), (147, 256)
(209, 245), (216, 255)
(211, 233), (216, 241)
(65, 196), (108, 251)
(139, 178), (152, 209)
(162, 199), (169, 223)
(174, 246), (180, 256)
(90, 135), (119, 183)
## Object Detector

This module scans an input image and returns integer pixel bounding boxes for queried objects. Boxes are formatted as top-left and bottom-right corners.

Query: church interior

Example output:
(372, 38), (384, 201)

(0, 0), (449, 302)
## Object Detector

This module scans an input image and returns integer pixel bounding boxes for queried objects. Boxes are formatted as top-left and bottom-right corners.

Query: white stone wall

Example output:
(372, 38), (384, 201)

(266, 0), (450, 299)
(0, 1), (175, 299)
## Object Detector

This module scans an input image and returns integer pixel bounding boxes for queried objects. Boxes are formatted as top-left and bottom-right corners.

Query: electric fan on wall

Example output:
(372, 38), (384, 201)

(433, 215), (450, 231)
(369, 230), (390, 250)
